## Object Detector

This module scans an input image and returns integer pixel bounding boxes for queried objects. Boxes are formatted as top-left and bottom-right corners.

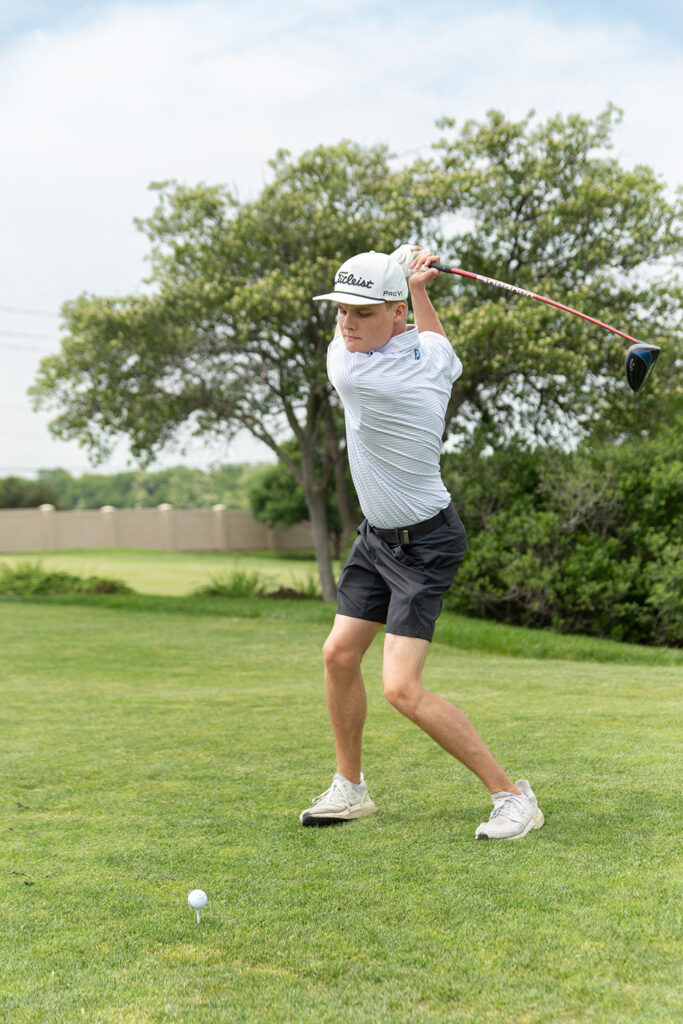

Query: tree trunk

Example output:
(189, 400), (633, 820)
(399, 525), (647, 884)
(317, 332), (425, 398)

(323, 401), (358, 546)
(300, 442), (337, 602)
(333, 449), (358, 546)
(307, 485), (337, 601)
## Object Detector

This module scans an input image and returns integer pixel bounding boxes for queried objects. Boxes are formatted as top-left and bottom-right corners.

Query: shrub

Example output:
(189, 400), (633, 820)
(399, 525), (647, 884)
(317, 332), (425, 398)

(192, 569), (269, 598)
(265, 573), (322, 601)
(442, 425), (683, 647)
(0, 561), (134, 596)
(192, 568), (322, 600)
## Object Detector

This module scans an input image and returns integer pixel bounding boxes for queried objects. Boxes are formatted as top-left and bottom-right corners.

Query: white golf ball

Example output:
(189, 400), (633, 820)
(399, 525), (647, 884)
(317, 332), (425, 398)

(188, 889), (207, 910)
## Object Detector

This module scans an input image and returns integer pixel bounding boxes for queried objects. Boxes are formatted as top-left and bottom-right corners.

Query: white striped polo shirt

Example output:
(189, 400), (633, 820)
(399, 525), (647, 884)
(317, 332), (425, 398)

(327, 325), (463, 529)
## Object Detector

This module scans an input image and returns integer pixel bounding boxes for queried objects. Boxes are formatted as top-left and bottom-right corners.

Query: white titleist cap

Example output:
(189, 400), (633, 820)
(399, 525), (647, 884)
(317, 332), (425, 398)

(313, 251), (409, 306)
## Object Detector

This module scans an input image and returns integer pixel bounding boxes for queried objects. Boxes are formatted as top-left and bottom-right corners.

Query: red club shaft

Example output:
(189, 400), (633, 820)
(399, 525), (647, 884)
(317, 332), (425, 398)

(430, 263), (642, 346)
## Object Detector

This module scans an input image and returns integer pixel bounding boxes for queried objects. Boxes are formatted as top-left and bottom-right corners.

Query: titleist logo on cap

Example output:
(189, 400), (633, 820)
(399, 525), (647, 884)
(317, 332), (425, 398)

(312, 250), (408, 305)
(336, 271), (375, 290)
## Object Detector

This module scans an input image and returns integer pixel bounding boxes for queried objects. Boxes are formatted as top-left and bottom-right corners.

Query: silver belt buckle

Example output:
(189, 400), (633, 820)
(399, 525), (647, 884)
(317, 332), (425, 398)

(401, 528), (410, 544)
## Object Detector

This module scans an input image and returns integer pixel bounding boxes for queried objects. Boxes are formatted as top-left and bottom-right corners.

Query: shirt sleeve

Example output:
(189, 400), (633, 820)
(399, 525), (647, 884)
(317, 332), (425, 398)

(419, 330), (463, 384)
(327, 335), (346, 389)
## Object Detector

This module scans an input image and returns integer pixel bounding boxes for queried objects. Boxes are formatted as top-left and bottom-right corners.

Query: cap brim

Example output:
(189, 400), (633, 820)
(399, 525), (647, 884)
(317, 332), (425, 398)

(312, 291), (386, 305)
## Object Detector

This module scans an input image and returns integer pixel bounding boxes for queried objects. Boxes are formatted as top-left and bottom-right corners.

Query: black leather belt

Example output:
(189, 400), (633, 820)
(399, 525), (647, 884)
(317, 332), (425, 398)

(369, 504), (454, 545)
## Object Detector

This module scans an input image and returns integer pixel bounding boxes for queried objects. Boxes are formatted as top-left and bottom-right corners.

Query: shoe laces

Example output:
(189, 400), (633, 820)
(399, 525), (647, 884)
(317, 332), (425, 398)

(490, 792), (527, 821)
(313, 776), (352, 810)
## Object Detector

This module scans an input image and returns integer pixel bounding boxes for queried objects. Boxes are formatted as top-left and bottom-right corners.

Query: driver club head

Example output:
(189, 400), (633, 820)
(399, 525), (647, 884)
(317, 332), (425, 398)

(624, 342), (660, 393)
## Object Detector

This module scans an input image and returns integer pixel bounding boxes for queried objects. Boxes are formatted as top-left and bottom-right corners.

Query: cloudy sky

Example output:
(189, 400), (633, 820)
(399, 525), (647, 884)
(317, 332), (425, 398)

(1, 0), (681, 477)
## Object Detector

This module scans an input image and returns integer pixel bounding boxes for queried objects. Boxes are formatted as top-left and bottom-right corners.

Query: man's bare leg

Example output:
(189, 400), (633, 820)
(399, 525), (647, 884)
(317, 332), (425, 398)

(322, 614), (383, 784)
(382, 632), (520, 795)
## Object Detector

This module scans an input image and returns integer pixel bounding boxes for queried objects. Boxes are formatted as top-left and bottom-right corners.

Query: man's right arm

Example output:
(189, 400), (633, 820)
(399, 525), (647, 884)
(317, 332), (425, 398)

(407, 251), (448, 338)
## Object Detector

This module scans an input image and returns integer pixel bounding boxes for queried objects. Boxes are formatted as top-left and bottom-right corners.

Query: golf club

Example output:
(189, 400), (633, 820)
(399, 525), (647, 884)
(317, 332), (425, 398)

(428, 261), (661, 393)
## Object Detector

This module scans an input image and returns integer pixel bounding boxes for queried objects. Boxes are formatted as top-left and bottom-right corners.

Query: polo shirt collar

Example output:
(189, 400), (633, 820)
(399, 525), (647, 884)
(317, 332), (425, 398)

(374, 325), (419, 355)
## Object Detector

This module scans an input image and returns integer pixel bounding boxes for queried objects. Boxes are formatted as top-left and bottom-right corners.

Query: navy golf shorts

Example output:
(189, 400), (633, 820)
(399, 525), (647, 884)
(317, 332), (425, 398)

(336, 504), (467, 642)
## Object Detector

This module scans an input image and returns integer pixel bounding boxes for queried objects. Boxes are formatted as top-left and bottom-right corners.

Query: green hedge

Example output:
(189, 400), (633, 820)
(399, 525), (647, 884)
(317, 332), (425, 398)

(443, 423), (682, 646)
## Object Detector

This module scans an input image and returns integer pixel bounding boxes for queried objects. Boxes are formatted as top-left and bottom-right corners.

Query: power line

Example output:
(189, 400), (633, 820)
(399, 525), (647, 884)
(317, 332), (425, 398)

(0, 329), (58, 340)
(0, 305), (59, 317)
(0, 342), (54, 353)
(0, 466), (135, 475)
(0, 328), (59, 354)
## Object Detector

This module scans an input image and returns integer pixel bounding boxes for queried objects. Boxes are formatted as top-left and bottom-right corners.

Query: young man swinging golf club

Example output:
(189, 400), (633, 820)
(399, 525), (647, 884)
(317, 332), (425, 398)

(301, 246), (544, 840)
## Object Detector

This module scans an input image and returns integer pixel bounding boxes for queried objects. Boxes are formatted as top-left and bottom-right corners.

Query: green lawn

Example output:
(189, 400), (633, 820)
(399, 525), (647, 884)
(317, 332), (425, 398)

(1, 590), (681, 1023)
(0, 548), (330, 596)
(2, 548), (681, 666)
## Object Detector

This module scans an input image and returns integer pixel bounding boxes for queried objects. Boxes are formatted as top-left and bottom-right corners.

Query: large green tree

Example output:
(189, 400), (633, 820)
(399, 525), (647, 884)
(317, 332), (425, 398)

(423, 105), (682, 445)
(32, 142), (430, 599)
(247, 439), (360, 559)
(31, 109), (682, 597)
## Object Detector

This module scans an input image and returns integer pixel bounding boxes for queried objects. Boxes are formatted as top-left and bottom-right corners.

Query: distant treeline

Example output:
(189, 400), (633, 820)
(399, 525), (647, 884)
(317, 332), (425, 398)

(0, 465), (268, 511)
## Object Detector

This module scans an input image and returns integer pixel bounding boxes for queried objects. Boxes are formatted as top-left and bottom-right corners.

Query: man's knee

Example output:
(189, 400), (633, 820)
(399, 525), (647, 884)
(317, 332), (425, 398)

(323, 617), (381, 675)
(383, 675), (422, 717)
(323, 633), (361, 675)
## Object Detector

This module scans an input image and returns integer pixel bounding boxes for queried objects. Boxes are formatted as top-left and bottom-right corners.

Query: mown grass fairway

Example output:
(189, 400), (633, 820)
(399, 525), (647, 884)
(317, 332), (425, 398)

(0, 548), (329, 596)
(1, 591), (681, 1024)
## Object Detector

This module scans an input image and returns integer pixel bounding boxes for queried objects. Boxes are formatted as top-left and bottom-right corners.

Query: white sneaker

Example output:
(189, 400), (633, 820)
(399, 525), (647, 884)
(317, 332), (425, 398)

(300, 772), (377, 826)
(475, 780), (544, 840)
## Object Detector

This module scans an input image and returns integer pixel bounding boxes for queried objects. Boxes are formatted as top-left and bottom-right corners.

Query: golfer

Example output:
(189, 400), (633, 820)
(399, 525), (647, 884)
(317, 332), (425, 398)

(301, 247), (544, 840)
